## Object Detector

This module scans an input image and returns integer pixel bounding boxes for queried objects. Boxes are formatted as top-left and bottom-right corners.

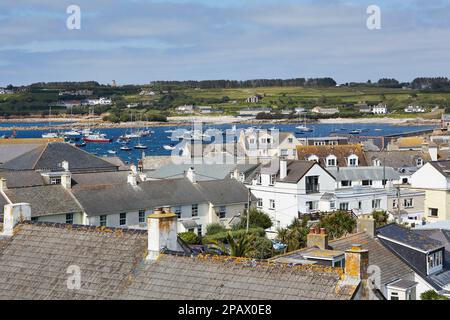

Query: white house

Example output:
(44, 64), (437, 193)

(372, 104), (388, 114)
(247, 159), (336, 233)
(238, 129), (299, 160)
(405, 105), (425, 113)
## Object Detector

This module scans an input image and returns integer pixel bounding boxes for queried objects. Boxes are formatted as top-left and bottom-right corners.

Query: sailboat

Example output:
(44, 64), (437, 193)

(134, 137), (148, 149)
(296, 114), (313, 132)
(163, 144), (176, 151)
(42, 107), (59, 138)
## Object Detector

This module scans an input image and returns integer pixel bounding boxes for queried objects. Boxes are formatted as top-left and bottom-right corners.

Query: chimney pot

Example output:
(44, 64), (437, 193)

(307, 226), (329, 250)
(0, 177), (7, 191)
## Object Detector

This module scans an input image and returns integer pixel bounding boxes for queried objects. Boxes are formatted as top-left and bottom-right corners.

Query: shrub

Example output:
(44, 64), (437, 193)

(206, 223), (227, 235)
(372, 210), (389, 227)
(246, 237), (274, 259)
(236, 209), (273, 230)
(420, 290), (450, 300)
(202, 227), (265, 244)
(178, 232), (200, 245)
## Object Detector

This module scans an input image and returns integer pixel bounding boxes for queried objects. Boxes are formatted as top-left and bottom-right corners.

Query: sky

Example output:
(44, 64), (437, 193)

(1, 0), (450, 86)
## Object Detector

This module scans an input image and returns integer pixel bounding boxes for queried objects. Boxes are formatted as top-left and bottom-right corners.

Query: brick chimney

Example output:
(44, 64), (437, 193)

(1, 203), (31, 236)
(307, 227), (329, 250)
(357, 215), (375, 237)
(0, 178), (7, 191)
(146, 208), (179, 261)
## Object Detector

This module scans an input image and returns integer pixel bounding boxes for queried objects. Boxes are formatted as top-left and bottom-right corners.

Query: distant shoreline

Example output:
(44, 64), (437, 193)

(0, 115), (439, 131)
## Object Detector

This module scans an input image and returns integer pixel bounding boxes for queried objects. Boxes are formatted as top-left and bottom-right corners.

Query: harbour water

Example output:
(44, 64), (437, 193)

(0, 122), (436, 164)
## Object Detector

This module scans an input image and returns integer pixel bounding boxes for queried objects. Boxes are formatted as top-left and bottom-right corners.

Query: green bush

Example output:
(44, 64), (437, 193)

(420, 290), (450, 300)
(246, 237), (274, 259)
(236, 209), (273, 230)
(372, 210), (389, 227)
(178, 232), (200, 245)
(206, 223), (227, 235)
(202, 227), (265, 244)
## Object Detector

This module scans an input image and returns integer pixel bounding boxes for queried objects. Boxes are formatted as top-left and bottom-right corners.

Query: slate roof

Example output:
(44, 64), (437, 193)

(0, 144), (40, 164)
(147, 163), (242, 181)
(0, 221), (358, 300)
(0, 142), (118, 172)
(377, 224), (443, 252)
(271, 232), (413, 292)
(329, 232), (413, 289)
(327, 166), (400, 181)
(0, 222), (148, 299)
(0, 170), (45, 188)
(72, 178), (208, 216)
(72, 171), (140, 187)
(297, 144), (368, 167)
(364, 151), (431, 170)
(429, 161), (450, 178)
(196, 179), (254, 205)
(259, 160), (322, 184)
(122, 254), (357, 300)
(3, 185), (82, 217)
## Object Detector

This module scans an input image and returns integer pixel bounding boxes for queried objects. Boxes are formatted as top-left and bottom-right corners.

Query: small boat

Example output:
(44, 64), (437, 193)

(75, 142), (86, 147)
(83, 133), (112, 143)
(374, 128), (382, 132)
(134, 143), (148, 150)
(296, 125), (314, 132)
(63, 129), (81, 138)
(107, 150), (117, 155)
(120, 146), (132, 151)
(42, 132), (59, 138)
(350, 129), (362, 134)
(163, 145), (176, 151)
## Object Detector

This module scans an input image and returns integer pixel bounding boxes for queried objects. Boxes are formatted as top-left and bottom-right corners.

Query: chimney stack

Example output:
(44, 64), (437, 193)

(280, 158), (287, 180)
(307, 226), (329, 250)
(60, 173), (72, 189)
(1, 203), (31, 236)
(61, 160), (69, 172)
(357, 215), (375, 238)
(186, 167), (196, 184)
(0, 178), (7, 191)
(344, 244), (369, 280)
(428, 144), (438, 161)
(146, 208), (179, 261)
(127, 172), (137, 186)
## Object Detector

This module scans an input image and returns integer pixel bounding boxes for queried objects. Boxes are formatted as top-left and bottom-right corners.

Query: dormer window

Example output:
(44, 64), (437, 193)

(257, 174), (262, 185)
(348, 154), (359, 167)
(373, 159), (381, 166)
(326, 155), (337, 167)
(308, 155), (319, 162)
(427, 250), (443, 274)
(249, 138), (255, 144)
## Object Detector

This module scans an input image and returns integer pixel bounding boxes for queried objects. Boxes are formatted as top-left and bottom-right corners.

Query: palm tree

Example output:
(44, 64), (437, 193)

(209, 232), (255, 258)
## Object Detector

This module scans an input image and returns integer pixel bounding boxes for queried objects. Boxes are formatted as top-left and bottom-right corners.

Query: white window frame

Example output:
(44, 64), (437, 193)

(269, 199), (275, 210)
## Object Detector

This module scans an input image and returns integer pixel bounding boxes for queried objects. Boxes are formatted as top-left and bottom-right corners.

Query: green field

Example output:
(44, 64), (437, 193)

(3, 85), (450, 118)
